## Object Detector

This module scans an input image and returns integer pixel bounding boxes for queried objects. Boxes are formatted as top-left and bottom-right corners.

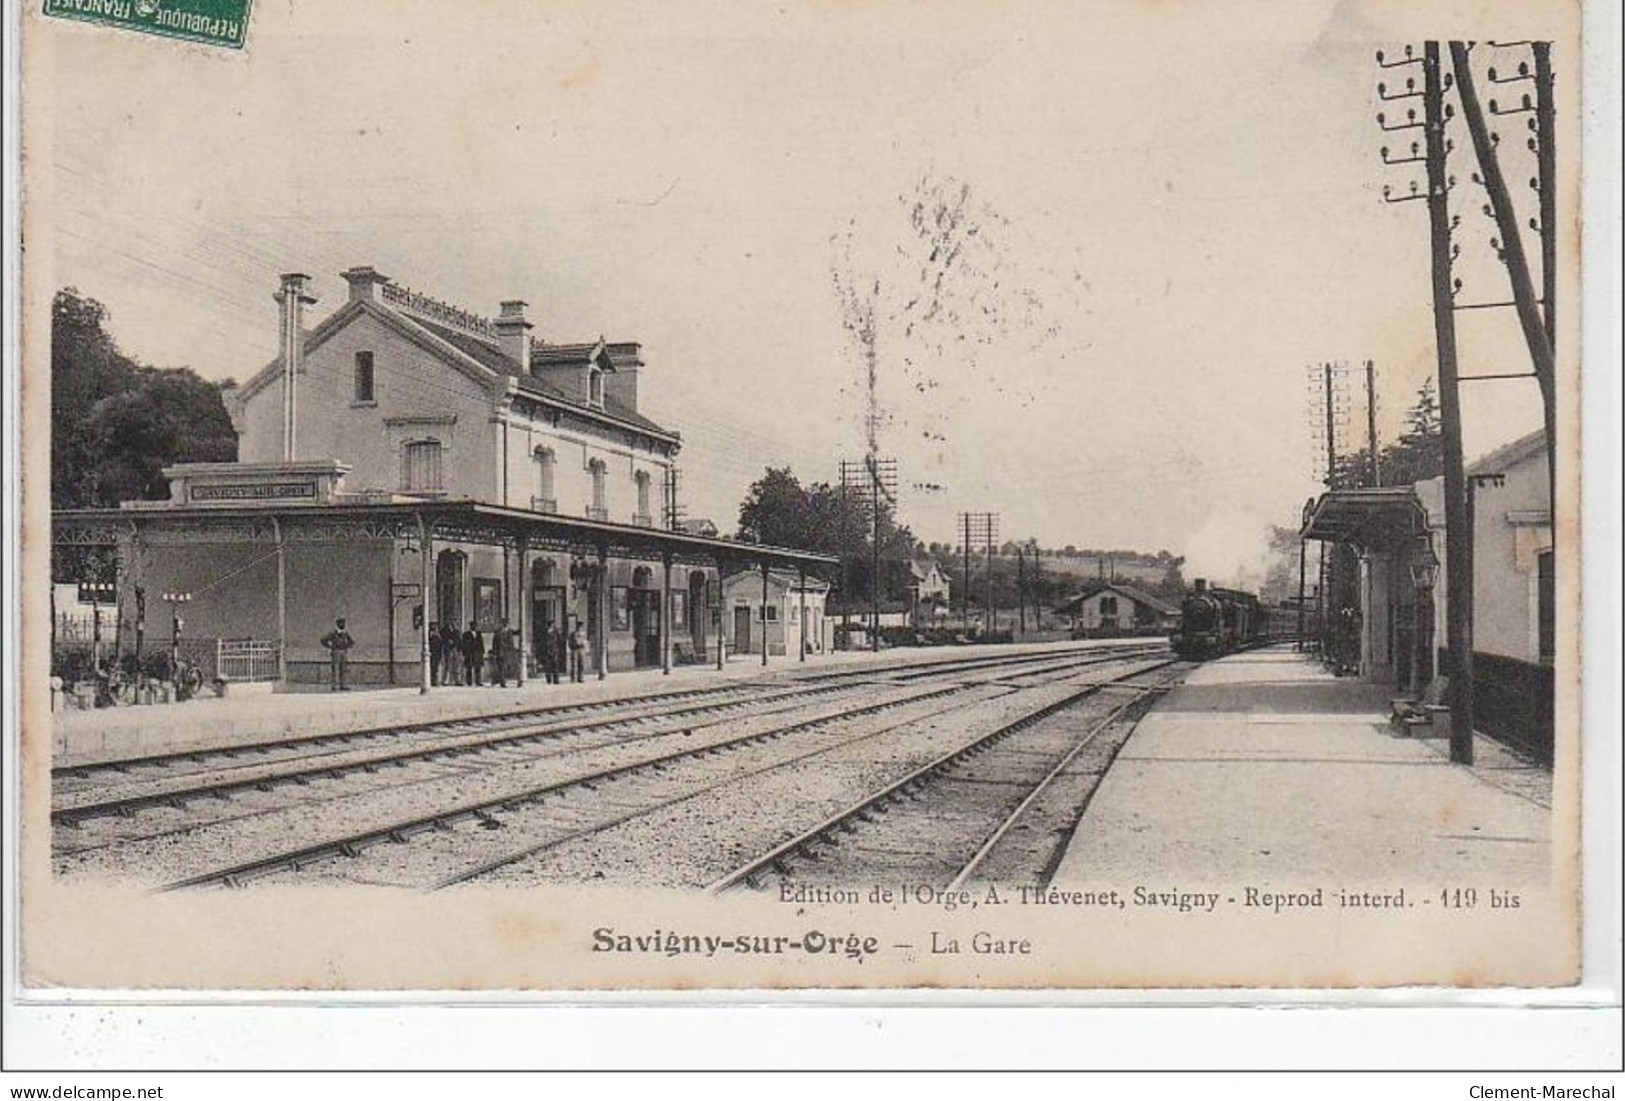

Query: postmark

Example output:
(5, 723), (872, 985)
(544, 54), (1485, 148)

(42, 0), (251, 49)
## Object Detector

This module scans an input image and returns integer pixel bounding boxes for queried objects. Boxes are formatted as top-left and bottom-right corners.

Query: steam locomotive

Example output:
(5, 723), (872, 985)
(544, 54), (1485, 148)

(1171, 579), (1266, 660)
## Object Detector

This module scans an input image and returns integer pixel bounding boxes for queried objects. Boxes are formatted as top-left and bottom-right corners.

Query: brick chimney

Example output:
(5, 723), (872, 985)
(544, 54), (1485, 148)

(274, 273), (317, 461)
(340, 265), (390, 303)
(495, 300), (533, 368)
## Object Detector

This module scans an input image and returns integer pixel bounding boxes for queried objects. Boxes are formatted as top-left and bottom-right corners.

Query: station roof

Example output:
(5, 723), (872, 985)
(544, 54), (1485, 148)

(51, 498), (839, 574)
(1299, 487), (1426, 551)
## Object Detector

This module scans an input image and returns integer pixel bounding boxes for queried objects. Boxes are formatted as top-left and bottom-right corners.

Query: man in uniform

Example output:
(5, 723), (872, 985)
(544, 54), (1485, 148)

(320, 617), (355, 691)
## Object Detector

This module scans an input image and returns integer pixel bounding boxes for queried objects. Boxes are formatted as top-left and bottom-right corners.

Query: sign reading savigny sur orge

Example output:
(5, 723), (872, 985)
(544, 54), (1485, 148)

(190, 482), (317, 503)
(43, 0), (251, 50)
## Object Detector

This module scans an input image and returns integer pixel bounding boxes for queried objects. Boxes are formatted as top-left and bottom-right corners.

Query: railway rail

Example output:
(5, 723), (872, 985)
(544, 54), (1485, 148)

(709, 662), (1184, 894)
(51, 642), (1180, 891)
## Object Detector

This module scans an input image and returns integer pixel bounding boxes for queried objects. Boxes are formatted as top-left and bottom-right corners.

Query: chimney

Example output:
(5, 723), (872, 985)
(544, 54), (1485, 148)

(340, 265), (390, 303)
(495, 300), (533, 368)
(1194, 578), (1208, 593)
(275, 273), (317, 462)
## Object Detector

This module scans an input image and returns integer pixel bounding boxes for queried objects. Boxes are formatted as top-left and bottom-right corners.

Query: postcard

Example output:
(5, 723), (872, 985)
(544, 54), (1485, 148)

(13, 0), (1595, 998)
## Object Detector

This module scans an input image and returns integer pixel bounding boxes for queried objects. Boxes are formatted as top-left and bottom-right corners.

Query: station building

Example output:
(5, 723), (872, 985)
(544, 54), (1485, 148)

(52, 267), (833, 689)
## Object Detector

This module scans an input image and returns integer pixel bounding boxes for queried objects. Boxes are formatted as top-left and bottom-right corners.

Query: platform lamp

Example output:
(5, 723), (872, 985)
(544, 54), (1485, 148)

(1408, 535), (1440, 592)
(162, 591), (192, 678)
(1407, 535), (1440, 694)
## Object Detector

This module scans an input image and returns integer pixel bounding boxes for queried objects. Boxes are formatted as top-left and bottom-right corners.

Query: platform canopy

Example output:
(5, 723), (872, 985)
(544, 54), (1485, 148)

(51, 497), (840, 574)
(1299, 487), (1427, 553)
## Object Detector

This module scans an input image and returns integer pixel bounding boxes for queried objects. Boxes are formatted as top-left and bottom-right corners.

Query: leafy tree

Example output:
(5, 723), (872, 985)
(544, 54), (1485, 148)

(52, 288), (237, 509)
(51, 288), (238, 580)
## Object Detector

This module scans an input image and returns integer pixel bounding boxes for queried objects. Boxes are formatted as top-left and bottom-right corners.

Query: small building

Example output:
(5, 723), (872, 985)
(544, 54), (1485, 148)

(1301, 428), (1554, 762)
(720, 569), (829, 657)
(1055, 582), (1179, 637)
(908, 559), (952, 623)
(1416, 429), (1554, 759)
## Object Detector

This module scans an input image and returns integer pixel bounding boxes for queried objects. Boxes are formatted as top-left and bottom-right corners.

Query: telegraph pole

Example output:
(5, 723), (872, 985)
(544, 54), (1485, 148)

(1424, 42), (1474, 764)
(842, 457), (897, 651)
(1375, 42), (1473, 763)
(1366, 360), (1382, 487)
(1457, 41), (1558, 516)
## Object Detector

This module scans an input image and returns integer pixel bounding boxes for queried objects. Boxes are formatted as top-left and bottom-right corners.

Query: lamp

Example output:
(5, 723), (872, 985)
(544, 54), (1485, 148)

(1409, 536), (1440, 591)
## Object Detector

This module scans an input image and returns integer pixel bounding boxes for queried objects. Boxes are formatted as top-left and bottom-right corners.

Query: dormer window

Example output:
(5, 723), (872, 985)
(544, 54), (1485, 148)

(588, 366), (605, 408)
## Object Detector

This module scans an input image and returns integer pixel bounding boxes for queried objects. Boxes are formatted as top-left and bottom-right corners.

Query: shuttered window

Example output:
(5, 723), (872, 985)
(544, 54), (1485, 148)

(403, 439), (443, 492)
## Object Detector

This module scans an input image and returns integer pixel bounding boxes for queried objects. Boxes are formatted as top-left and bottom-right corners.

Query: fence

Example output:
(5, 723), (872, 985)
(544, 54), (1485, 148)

(216, 638), (281, 683)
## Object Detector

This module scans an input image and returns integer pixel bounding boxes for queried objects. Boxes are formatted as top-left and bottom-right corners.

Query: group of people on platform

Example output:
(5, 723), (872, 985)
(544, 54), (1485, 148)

(426, 619), (587, 688)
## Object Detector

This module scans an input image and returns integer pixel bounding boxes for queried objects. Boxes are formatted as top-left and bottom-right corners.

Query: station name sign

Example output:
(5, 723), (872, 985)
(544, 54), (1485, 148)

(190, 481), (318, 502)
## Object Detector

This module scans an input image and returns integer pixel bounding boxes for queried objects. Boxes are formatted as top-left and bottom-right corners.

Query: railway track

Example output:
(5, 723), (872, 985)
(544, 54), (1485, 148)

(52, 644), (1178, 889)
(709, 661), (1185, 893)
(159, 680), (1004, 890)
(53, 645), (1149, 834)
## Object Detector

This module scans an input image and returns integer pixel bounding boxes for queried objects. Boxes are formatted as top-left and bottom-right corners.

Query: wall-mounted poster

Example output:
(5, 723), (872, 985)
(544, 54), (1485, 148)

(473, 579), (502, 631)
(670, 591), (687, 632)
(610, 586), (630, 631)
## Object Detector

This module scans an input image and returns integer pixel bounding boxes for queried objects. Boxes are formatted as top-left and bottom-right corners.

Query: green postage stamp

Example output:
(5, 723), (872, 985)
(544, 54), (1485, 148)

(42, 0), (251, 49)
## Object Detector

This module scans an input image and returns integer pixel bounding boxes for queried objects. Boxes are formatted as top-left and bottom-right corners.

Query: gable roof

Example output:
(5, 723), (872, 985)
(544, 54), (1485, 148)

(1056, 582), (1179, 617)
(232, 292), (679, 442)
(1468, 428), (1546, 476)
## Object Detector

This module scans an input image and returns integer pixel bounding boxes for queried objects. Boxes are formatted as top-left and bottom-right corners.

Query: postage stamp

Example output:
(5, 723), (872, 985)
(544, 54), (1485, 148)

(41, 0), (250, 49)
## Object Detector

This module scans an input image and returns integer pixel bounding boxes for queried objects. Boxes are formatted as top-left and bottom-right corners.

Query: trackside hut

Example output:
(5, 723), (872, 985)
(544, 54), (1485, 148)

(720, 569), (830, 657)
(1056, 582), (1178, 637)
(52, 267), (835, 687)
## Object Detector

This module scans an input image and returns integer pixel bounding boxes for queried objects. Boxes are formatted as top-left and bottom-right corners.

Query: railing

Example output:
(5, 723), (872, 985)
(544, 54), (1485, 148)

(586, 506), (610, 522)
(379, 281), (499, 340)
(632, 512), (654, 528)
(531, 496), (558, 514)
(217, 638), (281, 682)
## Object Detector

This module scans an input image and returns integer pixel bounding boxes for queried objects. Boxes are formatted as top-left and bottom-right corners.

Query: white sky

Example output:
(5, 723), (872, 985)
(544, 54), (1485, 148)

(31, 1), (1564, 587)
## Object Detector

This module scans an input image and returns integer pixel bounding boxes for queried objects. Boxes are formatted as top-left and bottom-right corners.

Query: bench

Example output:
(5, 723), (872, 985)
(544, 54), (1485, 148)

(1390, 675), (1450, 736)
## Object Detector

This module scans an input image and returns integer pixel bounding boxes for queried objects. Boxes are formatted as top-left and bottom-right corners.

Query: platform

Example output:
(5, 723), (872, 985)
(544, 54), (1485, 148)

(48, 637), (1146, 768)
(1052, 647), (1555, 886)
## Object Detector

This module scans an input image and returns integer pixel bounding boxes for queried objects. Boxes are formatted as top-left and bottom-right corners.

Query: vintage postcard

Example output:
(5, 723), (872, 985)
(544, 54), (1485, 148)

(11, 0), (1603, 1001)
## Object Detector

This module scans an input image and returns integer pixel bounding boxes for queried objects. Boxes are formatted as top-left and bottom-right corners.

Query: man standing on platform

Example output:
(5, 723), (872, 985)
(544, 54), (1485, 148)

(462, 621), (485, 687)
(493, 618), (514, 688)
(320, 617), (354, 692)
(567, 619), (586, 683)
(541, 623), (561, 685)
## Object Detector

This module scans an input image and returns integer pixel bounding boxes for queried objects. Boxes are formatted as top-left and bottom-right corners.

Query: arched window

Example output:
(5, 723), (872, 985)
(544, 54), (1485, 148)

(533, 447), (556, 513)
(634, 470), (652, 526)
(587, 458), (608, 521)
(588, 366), (605, 408)
(402, 439), (443, 493)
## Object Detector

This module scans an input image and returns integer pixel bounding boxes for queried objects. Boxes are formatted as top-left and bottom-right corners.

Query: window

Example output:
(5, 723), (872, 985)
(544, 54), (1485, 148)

(354, 351), (375, 403)
(762, 605), (778, 622)
(403, 439), (443, 492)
(587, 458), (608, 521)
(588, 366), (605, 408)
(634, 470), (652, 525)
(1100, 596), (1118, 615)
(533, 447), (556, 512)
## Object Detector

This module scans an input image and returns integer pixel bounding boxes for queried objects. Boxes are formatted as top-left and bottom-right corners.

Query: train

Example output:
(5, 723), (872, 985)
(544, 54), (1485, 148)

(1171, 579), (1270, 660)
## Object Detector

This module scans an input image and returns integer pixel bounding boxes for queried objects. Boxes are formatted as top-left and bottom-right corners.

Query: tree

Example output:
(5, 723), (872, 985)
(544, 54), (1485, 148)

(1380, 377), (1444, 486)
(736, 467), (811, 547)
(51, 288), (237, 510)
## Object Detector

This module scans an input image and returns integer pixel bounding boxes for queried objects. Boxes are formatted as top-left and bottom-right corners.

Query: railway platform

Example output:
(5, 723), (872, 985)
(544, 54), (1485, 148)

(48, 637), (1143, 768)
(1051, 646), (1555, 886)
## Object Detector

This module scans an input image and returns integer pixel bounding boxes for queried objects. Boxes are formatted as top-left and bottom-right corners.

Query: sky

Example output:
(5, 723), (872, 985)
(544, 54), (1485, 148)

(29, 1), (1567, 588)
